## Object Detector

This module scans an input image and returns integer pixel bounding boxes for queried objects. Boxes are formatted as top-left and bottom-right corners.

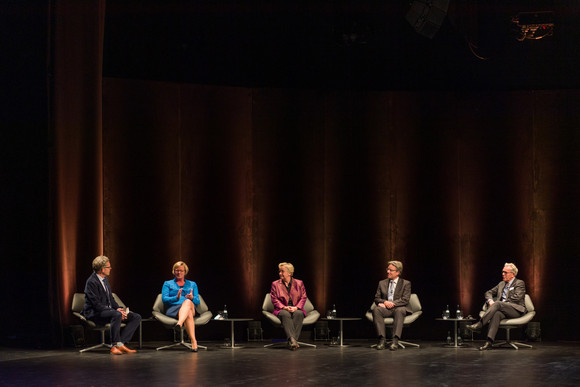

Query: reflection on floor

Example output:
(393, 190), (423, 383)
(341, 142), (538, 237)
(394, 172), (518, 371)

(1, 340), (580, 386)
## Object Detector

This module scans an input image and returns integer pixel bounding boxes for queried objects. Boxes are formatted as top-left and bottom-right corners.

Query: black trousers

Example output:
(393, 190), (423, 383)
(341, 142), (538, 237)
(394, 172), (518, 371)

(95, 309), (142, 344)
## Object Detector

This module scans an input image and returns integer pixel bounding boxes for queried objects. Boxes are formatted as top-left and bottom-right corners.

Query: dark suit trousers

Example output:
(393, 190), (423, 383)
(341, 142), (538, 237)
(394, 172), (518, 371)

(481, 301), (522, 341)
(94, 310), (142, 344)
(373, 306), (407, 339)
(278, 310), (304, 340)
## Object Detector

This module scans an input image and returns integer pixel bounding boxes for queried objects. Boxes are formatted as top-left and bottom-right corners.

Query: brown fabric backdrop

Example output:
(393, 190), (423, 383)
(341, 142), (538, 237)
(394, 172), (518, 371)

(52, 0), (106, 331)
(54, 79), (575, 340)
(49, 1), (580, 340)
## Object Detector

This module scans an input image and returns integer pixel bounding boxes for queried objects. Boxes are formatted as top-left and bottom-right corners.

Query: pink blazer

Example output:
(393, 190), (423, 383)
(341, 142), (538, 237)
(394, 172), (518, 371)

(270, 278), (308, 317)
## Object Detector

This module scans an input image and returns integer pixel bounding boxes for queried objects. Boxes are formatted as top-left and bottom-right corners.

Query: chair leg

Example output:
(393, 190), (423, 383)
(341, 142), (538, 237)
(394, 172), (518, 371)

(156, 327), (207, 351)
(395, 340), (420, 348)
(296, 341), (316, 348)
(370, 339), (420, 349)
(79, 329), (112, 353)
(494, 327), (533, 350)
(264, 340), (316, 349)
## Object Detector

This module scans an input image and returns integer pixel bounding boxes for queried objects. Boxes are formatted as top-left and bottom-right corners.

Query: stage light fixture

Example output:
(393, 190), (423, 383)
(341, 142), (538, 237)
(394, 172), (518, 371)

(511, 11), (554, 41)
(406, 0), (450, 39)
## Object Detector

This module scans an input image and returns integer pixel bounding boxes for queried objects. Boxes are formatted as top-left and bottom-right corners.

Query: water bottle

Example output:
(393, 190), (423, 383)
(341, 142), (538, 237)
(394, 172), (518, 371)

(223, 304), (228, 319)
(331, 304), (337, 319)
(444, 305), (450, 319)
(446, 331), (452, 345)
(456, 304), (462, 319)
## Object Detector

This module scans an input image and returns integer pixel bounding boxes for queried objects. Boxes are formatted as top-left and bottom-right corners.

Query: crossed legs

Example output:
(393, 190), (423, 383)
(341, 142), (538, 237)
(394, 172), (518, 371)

(176, 299), (197, 348)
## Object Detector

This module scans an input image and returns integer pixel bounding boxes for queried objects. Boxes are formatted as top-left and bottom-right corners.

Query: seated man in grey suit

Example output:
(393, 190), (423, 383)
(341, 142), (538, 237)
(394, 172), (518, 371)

(467, 262), (526, 350)
(372, 260), (412, 351)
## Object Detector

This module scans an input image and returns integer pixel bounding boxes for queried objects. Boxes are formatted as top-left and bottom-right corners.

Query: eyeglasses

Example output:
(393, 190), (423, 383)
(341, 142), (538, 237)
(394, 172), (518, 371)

(502, 271), (512, 274)
(386, 268), (398, 272)
(104, 266), (112, 269)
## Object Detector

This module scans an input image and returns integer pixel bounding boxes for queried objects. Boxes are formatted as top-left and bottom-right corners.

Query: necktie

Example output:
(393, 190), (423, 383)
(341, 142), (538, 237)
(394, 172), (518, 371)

(103, 278), (112, 307)
(501, 282), (510, 301)
(388, 281), (395, 301)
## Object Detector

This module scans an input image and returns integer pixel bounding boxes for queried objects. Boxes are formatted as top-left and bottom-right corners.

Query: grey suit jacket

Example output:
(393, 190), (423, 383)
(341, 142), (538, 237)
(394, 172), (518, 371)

(484, 278), (527, 314)
(374, 278), (413, 314)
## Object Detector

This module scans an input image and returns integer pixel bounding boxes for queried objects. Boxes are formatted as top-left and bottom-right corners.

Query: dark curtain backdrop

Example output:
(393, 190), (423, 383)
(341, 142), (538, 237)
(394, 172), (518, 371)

(47, 0), (580, 344)
(53, 79), (579, 341)
(52, 0), (106, 338)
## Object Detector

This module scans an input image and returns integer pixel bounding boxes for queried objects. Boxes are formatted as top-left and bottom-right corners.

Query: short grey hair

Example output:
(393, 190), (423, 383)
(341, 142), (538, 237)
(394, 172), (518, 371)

(504, 262), (518, 276)
(387, 260), (403, 273)
(92, 255), (110, 272)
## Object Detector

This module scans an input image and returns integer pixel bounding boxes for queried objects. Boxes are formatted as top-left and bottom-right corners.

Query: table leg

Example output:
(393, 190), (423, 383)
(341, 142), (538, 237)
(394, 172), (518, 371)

(339, 320), (344, 346)
(453, 320), (458, 347)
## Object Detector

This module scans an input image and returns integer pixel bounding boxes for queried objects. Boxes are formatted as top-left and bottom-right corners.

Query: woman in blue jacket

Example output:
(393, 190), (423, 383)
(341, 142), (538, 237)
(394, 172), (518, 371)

(162, 261), (200, 351)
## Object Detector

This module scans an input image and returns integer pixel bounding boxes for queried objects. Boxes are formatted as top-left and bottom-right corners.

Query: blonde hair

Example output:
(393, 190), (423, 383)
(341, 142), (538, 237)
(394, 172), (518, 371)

(278, 262), (295, 276)
(172, 261), (189, 275)
(92, 255), (110, 272)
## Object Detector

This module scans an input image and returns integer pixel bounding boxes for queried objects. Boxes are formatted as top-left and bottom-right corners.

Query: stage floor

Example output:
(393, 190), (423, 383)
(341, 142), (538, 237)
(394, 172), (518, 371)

(1, 340), (580, 386)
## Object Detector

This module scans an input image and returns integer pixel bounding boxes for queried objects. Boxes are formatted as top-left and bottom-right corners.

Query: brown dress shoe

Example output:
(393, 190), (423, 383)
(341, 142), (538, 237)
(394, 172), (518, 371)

(118, 344), (137, 353)
(110, 346), (123, 355)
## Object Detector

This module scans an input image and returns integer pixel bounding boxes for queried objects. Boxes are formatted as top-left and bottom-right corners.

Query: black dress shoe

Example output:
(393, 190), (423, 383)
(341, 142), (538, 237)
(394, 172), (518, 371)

(479, 341), (493, 351)
(388, 343), (398, 351)
(376, 338), (386, 350)
(467, 322), (482, 332)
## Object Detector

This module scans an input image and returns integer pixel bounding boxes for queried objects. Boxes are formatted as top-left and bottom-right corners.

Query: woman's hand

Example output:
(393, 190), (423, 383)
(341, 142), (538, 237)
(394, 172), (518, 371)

(176, 288), (182, 301)
(185, 289), (194, 300)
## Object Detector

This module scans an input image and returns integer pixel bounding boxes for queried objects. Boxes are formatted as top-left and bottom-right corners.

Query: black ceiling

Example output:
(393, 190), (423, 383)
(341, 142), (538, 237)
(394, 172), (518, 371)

(103, 1), (580, 90)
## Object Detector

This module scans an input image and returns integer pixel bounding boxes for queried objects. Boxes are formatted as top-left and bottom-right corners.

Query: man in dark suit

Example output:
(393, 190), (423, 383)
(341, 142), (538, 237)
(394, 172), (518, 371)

(467, 262), (526, 350)
(372, 260), (412, 351)
(83, 255), (141, 355)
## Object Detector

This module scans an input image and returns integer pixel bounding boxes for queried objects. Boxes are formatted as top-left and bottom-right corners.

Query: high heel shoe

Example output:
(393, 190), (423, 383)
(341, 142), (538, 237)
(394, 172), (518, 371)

(191, 346), (198, 352)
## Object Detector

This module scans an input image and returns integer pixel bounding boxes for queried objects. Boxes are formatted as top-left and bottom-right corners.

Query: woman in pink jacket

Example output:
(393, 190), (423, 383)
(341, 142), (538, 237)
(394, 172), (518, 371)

(270, 262), (308, 350)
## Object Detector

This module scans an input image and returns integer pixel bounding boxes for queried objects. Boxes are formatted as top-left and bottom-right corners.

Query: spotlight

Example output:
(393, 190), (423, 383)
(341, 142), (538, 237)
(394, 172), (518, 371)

(406, 0), (450, 39)
(511, 11), (554, 41)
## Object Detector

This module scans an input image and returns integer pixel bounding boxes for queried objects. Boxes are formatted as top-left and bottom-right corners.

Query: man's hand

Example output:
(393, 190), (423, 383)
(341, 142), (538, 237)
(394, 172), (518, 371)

(383, 301), (395, 309)
(117, 308), (128, 320)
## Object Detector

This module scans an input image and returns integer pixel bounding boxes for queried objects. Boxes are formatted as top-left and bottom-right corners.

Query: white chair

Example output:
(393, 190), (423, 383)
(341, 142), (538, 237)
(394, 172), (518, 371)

(365, 293), (423, 348)
(152, 293), (212, 350)
(262, 293), (320, 348)
(71, 292), (127, 353)
(479, 294), (536, 349)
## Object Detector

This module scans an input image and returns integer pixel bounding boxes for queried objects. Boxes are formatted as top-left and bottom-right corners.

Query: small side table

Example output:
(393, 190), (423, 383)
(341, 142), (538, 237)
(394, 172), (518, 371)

(215, 318), (253, 349)
(321, 317), (361, 347)
(435, 318), (475, 347)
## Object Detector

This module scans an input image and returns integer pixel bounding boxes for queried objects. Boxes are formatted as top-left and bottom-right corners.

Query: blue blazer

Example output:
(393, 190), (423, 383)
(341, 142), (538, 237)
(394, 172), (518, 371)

(162, 279), (200, 307)
(82, 272), (119, 320)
